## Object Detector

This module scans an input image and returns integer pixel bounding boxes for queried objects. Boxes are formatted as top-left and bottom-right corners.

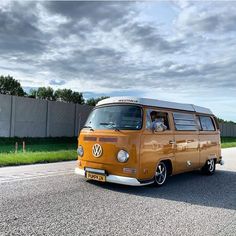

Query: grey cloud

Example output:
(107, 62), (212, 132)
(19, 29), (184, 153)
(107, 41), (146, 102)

(0, 1), (48, 54)
(45, 1), (131, 21)
(176, 3), (236, 33)
(190, 15), (220, 32)
(38, 42), (236, 92)
(40, 46), (126, 75)
(122, 22), (185, 53)
(44, 1), (133, 31)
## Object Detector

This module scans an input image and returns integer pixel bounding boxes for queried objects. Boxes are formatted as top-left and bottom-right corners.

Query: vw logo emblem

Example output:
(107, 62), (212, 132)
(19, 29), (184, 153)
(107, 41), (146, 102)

(92, 144), (103, 157)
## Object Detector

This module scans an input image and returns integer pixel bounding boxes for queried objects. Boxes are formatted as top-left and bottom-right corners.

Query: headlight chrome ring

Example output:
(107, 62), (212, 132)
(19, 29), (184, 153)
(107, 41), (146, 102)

(117, 150), (129, 163)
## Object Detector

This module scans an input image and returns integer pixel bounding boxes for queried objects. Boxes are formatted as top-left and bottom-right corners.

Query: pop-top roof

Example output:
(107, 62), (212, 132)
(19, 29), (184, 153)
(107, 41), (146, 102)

(96, 97), (213, 115)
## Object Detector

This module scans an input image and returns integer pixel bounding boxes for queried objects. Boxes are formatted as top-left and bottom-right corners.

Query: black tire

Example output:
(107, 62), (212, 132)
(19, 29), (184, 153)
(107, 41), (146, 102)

(153, 161), (168, 187)
(201, 159), (216, 175)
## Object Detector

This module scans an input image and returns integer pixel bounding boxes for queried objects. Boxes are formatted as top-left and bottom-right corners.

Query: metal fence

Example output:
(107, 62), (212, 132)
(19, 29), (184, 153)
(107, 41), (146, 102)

(0, 94), (93, 137)
(219, 122), (236, 137)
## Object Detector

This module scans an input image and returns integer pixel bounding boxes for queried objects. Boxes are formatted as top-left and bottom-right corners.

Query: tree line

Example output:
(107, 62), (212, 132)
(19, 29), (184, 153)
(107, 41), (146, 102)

(0, 75), (108, 106)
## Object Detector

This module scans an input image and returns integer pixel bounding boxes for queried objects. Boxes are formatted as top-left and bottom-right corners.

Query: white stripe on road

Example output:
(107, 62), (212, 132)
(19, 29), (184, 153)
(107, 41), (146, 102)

(0, 170), (74, 184)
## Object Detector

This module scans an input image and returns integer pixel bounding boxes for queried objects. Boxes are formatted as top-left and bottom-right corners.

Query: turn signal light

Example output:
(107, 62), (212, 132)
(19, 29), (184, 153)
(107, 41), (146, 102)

(123, 167), (136, 174)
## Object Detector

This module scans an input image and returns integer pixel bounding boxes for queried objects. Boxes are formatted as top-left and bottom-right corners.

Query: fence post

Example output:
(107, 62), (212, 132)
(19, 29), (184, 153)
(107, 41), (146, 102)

(15, 142), (18, 153)
(23, 141), (26, 152)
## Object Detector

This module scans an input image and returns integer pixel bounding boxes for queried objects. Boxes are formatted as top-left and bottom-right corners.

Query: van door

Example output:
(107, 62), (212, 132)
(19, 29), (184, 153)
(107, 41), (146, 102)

(172, 112), (200, 173)
(139, 109), (175, 180)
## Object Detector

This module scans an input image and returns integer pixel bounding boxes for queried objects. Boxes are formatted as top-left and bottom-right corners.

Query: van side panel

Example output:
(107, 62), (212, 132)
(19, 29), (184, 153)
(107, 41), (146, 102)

(139, 131), (175, 180)
(199, 131), (221, 167)
(173, 132), (200, 173)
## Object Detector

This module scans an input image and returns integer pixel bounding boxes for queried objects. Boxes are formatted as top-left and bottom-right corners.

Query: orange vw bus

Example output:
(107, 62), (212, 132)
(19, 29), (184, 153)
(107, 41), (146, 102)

(75, 97), (223, 186)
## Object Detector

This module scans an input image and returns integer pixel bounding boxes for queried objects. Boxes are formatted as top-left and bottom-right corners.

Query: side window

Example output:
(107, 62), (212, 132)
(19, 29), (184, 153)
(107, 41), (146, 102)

(199, 116), (215, 131)
(146, 110), (170, 130)
(173, 112), (198, 131)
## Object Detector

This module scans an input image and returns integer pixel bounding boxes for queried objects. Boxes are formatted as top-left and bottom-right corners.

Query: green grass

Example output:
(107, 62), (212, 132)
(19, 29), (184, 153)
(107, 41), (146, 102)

(0, 137), (77, 153)
(0, 150), (77, 167)
(221, 137), (236, 148)
(0, 137), (78, 167)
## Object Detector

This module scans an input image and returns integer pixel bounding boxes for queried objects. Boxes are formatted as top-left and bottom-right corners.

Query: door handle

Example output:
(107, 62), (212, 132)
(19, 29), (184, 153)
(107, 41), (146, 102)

(169, 140), (175, 144)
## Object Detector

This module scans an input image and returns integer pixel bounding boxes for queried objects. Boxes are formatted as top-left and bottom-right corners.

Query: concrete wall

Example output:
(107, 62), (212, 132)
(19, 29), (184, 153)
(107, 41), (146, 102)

(12, 96), (47, 137)
(47, 101), (75, 137)
(0, 94), (93, 137)
(0, 94), (11, 137)
(220, 123), (236, 137)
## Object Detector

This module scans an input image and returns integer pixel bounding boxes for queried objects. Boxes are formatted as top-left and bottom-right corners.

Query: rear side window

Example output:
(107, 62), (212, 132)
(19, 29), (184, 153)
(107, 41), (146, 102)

(199, 116), (215, 131)
(173, 113), (198, 131)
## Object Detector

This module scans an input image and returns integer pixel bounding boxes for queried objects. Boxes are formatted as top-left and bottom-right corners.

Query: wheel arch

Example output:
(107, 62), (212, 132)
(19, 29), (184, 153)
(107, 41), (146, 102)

(156, 159), (173, 176)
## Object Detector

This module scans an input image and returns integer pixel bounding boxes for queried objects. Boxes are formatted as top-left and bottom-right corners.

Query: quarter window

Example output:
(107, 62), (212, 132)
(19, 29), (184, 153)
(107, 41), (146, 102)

(173, 113), (198, 131)
(199, 116), (215, 131)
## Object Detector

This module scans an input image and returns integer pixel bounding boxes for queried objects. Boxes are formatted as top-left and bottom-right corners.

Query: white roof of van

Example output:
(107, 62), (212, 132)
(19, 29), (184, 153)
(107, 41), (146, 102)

(96, 97), (213, 115)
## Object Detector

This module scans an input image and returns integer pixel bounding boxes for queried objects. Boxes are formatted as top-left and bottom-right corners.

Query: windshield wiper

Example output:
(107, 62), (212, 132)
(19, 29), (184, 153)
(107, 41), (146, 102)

(83, 125), (94, 131)
(99, 122), (120, 131)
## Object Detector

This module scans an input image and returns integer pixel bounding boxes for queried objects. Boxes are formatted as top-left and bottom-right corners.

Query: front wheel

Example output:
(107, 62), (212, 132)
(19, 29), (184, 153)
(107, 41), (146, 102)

(201, 159), (216, 175)
(153, 161), (167, 187)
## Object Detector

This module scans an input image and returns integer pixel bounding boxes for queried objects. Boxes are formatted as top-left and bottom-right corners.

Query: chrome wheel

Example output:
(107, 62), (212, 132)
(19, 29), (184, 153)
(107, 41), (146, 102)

(202, 158), (215, 175)
(208, 159), (215, 173)
(154, 162), (167, 186)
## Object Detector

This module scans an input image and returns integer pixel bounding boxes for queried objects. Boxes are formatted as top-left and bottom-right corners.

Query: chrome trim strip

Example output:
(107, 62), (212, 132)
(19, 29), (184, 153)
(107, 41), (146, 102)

(75, 168), (153, 186)
(85, 168), (105, 174)
(106, 175), (153, 186)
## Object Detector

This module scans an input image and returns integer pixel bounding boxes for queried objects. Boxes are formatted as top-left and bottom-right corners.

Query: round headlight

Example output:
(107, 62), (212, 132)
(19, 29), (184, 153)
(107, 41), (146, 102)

(117, 150), (129, 163)
(77, 145), (84, 157)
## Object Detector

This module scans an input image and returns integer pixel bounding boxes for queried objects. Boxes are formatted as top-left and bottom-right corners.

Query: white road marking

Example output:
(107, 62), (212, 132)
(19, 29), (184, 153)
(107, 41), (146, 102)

(0, 170), (74, 183)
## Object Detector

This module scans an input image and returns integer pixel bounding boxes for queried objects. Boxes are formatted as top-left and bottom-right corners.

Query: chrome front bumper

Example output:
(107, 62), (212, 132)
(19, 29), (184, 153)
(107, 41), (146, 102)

(75, 167), (153, 186)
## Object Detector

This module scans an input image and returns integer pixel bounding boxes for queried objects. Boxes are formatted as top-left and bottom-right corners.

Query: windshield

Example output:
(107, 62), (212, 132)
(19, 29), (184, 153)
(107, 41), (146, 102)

(84, 105), (143, 130)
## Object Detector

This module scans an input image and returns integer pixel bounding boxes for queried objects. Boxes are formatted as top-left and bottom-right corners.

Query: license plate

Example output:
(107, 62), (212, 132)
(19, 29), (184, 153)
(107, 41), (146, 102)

(86, 172), (106, 182)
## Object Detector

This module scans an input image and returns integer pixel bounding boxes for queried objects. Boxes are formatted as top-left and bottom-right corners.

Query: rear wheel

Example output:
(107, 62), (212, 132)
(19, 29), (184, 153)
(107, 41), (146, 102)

(153, 161), (167, 187)
(201, 159), (216, 175)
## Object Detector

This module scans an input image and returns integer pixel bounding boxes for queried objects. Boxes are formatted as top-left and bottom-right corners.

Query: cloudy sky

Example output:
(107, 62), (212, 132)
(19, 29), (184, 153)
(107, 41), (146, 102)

(0, 0), (236, 120)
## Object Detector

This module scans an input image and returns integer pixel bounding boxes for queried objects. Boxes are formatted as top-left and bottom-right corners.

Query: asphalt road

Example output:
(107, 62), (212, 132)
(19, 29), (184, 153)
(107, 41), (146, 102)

(0, 149), (236, 236)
